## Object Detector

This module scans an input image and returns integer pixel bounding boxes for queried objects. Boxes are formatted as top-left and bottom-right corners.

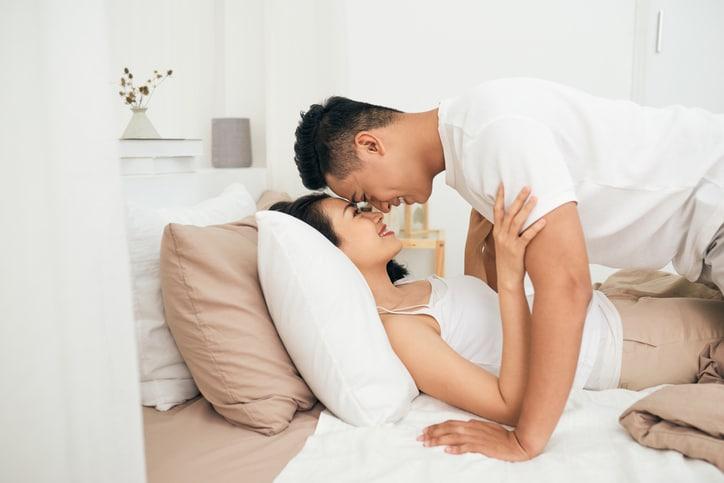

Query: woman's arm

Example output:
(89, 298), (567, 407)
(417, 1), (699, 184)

(384, 186), (545, 425)
(383, 315), (521, 426)
(492, 183), (546, 416)
(496, 283), (531, 413)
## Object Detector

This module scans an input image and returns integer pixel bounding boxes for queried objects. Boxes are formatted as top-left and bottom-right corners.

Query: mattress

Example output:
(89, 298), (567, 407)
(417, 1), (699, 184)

(274, 385), (724, 482)
(142, 396), (324, 483)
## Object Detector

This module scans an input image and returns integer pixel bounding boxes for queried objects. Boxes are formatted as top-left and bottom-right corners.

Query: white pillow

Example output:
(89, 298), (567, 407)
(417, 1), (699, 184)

(255, 210), (419, 426)
(125, 182), (256, 410)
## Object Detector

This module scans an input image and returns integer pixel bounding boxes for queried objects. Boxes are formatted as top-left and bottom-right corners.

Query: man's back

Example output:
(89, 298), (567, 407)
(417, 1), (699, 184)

(438, 77), (724, 281)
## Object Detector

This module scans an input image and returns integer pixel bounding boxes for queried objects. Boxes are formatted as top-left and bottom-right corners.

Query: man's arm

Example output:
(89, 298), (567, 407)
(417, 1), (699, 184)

(463, 209), (498, 291)
(482, 231), (498, 292)
(513, 201), (592, 457)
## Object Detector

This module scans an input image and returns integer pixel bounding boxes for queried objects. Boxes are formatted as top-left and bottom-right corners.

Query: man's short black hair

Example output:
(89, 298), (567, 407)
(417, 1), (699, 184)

(294, 96), (402, 190)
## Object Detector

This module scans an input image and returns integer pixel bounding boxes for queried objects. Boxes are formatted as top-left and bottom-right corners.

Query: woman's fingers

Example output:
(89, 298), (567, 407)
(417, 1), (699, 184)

(510, 195), (537, 235)
(493, 183), (505, 226)
(501, 186), (531, 234)
(520, 218), (547, 243)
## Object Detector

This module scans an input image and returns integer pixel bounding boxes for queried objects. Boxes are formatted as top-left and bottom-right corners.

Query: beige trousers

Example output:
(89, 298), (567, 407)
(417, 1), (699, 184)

(596, 270), (724, 391)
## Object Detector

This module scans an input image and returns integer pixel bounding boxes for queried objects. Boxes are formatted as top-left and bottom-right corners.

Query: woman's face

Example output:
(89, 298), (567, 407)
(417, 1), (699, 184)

(320, 197), (402, 269)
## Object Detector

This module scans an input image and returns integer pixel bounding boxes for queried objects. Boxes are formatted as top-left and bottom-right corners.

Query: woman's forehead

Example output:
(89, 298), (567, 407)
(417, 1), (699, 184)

(321, 197), (350, 216)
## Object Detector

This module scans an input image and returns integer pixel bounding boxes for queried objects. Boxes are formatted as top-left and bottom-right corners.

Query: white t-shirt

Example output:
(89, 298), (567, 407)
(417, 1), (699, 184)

(437, 77), (724, 282)
(583, 292), (623, 390)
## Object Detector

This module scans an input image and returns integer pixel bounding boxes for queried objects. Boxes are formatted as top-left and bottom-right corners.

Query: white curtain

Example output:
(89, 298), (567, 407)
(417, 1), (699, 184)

(0, 1), (147, 482)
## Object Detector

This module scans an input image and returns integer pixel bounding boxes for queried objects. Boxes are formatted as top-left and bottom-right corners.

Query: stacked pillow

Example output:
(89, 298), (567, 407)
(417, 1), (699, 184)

(255, 210), (419, 426)
(159, 191), (317, 435)
(125, 183), (257, 410)
(157, 191), (419, 433)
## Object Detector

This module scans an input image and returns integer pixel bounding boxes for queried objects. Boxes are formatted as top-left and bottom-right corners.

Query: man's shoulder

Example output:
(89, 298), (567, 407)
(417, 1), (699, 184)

(441, 77), (560, 133)
(457, 77), (560, 102)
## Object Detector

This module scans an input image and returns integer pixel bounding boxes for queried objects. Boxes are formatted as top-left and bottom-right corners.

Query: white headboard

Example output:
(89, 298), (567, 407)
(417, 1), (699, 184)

(121, 167), (269, 208)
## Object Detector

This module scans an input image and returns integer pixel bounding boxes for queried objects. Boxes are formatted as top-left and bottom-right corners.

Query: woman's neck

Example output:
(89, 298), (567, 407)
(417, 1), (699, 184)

(360, 264), (421, 310)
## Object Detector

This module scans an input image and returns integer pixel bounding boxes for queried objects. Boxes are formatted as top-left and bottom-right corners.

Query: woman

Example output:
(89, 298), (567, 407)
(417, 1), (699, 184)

(269, 185), (724, 428)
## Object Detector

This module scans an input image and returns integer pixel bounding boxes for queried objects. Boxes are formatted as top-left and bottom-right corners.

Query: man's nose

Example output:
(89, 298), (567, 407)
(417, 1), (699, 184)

(370, 200), (391, 213)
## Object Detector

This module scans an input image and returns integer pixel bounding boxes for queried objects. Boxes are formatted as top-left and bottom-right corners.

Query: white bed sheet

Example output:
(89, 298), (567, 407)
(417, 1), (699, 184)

(275, 384), (723, 482)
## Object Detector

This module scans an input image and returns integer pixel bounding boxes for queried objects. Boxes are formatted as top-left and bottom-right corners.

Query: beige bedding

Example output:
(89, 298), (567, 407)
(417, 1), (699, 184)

(143, 397), (325, 483)
(619, 383), (724, 471)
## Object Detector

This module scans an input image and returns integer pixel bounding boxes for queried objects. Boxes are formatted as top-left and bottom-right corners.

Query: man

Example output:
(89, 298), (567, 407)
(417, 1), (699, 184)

(292, 77), (724, 460)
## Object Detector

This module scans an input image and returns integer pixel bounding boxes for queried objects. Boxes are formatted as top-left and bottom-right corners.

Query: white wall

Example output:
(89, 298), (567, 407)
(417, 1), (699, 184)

(109, 0), (267, 169)
(112, 0), (686, 285)
(337, 0), (638, 283)
(217, 0), (268, 168)
(262, 0), (349, 197)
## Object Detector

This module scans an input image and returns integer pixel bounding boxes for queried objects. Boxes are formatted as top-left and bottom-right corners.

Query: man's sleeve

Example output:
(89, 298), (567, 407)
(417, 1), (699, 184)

(461, 116), (578, 234)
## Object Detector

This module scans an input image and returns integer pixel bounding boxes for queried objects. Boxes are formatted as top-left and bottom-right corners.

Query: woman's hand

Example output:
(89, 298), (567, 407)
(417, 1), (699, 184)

(492, 183), (546, 290)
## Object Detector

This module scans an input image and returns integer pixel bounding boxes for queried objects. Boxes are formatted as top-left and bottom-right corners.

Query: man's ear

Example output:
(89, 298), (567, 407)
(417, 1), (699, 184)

(354, 132), (385, 157)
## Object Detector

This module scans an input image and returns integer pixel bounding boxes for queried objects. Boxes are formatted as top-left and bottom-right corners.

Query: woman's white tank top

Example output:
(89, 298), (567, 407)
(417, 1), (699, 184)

(376, 274), (611, 390)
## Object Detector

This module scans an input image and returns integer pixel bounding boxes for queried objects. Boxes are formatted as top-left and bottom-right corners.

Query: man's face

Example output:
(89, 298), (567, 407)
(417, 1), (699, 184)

(325, 160), (433, 213)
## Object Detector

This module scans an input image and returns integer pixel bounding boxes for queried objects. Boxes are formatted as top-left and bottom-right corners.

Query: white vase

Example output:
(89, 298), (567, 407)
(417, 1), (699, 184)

(121, 107), (160, 139)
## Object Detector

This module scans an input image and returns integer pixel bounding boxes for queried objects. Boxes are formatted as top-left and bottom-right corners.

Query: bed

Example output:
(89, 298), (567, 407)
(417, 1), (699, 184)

(142, 398), (324, 483)
(142, 385), (723, 482)
(274, 386), (723, 482)
(127, 170), (723, 483)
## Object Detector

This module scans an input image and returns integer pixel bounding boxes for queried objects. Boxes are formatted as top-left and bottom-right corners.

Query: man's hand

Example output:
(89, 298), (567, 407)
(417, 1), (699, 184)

(417, 419), (532, 461)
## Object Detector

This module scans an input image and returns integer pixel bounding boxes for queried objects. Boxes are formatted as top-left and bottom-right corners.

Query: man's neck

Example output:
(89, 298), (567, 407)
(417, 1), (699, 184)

(400, 109), (446, 178)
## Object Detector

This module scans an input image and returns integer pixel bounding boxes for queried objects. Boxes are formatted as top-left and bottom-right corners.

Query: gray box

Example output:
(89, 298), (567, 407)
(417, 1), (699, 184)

(211, 117), (253, 168)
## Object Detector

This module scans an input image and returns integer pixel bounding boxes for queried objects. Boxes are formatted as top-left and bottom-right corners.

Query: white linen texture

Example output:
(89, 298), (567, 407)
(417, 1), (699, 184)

(275, 385), (723, 482)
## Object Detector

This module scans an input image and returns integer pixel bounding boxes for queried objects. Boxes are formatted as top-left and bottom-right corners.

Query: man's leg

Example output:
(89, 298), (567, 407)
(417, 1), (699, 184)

(695, 222), (724, 296)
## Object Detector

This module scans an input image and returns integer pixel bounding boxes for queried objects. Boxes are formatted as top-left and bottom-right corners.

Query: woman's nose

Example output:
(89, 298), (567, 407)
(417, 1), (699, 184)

(361, 212), (384, 223)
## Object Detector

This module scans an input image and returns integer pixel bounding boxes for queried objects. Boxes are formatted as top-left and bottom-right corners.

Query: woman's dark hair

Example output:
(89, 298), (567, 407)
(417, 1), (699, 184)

(269, 192), (409, 283)
(294, 96), (402, 190)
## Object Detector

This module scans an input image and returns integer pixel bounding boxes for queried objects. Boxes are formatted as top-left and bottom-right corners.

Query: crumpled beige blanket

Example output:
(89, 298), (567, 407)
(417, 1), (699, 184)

(619, 339), (724, 471)
(592, 267), (724, 301)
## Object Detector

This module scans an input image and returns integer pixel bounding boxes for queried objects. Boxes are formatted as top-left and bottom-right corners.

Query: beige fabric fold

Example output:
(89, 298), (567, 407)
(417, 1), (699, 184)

(619, 383), (724, 471)
(593, 268), (724, 300)
(698, 339), (724, 384)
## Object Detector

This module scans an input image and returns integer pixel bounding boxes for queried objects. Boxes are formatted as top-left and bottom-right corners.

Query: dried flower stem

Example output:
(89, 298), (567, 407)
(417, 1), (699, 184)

(118, 67), (173, 109)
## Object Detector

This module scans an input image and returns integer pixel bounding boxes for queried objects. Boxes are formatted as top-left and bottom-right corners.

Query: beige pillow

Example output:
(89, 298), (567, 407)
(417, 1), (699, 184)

(256, 189), (290, 211)
(159, 191), (317, 436)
